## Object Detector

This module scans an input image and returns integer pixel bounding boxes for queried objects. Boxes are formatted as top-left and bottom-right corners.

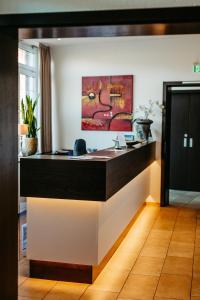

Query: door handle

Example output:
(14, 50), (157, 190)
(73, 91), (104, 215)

(183, 134), (188, 147)
(189, 138), (193, 148)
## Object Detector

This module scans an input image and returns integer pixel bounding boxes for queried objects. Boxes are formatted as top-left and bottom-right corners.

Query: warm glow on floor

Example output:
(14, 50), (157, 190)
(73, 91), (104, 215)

(18, 205), (200, 299)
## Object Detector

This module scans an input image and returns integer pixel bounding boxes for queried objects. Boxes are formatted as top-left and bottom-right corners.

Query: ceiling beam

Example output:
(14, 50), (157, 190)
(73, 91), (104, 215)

(1, 6), (200, 28)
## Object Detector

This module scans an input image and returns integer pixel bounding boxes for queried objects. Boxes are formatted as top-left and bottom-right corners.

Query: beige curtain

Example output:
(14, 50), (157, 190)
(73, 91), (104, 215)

(40, 44), (52, 153)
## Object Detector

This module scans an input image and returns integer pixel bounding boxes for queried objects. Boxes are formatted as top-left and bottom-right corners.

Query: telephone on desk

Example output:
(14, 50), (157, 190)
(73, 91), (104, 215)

(54, 149), (73, 155)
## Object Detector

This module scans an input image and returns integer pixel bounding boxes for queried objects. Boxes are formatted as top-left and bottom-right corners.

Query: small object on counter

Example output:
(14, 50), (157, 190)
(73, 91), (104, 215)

(54, 149), (70, 155)
(124, 134), (135, 141)
(113, 139), (122, 149)
(126, 140), (142, 148)
(113, 133), (126, 149)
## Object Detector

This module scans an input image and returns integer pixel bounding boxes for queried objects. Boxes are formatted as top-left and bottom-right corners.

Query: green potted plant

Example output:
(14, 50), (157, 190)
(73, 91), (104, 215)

(21, 95), (40, 156)
(133, 100), (163, 141)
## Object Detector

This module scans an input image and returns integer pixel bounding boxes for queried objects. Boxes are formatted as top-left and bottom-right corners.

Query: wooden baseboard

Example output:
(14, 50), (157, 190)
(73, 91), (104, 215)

(30, 260), (93, 283)
(30, 202), (146, 283)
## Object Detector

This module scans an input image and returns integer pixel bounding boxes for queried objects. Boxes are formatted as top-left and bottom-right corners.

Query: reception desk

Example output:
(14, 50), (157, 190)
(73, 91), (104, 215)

(20, 141), (156, 283)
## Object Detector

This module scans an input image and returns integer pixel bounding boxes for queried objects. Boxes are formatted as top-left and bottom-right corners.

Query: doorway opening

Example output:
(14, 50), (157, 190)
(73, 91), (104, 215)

(161, 82), (200, 208)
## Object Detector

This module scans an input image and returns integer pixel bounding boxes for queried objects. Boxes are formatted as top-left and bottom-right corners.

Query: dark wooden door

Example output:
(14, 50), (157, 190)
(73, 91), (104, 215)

(170, 90), (200, 191)
(187, 91), (200, 190)
(170, 91), (189, 190)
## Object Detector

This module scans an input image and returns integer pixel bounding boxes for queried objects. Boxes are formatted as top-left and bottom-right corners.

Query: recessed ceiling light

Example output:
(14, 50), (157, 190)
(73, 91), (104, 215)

(57, 38), (61, 41)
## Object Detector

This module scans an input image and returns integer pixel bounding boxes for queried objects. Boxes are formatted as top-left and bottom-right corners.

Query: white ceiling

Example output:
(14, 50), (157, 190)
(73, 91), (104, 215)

(0, 0), (200, 14)
(24, 34), (200, 47)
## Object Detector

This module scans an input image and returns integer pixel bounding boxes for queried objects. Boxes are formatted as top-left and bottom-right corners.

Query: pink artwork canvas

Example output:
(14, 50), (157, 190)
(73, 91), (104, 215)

(82, 75), (133, 131)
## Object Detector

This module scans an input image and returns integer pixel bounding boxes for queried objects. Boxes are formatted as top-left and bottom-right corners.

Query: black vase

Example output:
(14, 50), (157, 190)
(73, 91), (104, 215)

(135, 119), (153, 141)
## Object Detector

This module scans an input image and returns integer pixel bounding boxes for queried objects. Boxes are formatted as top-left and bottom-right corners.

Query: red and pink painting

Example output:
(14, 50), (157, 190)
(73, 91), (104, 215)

(82, 75), (133, 131)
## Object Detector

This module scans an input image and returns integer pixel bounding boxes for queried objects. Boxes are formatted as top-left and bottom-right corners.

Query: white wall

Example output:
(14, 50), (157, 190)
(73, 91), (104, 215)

(51, 35), (200, 150)
(51, 35), (200, 202)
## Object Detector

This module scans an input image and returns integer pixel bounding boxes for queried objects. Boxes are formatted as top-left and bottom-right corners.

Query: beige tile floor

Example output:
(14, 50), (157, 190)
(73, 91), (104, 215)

(18, 204), (200, 300)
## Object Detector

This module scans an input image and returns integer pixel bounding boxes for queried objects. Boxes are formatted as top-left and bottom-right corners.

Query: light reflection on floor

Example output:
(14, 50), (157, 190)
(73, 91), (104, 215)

(18, 204), (200, 299)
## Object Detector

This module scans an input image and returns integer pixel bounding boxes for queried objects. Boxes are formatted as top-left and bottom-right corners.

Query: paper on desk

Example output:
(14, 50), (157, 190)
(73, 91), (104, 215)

(68, 155), (110, 160)
(86, 155), (111, 159)
(68, 156), (93, 160)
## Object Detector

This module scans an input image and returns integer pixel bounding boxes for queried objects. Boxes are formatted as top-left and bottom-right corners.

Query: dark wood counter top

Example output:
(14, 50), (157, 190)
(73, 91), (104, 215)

(20, 141), (156, 201)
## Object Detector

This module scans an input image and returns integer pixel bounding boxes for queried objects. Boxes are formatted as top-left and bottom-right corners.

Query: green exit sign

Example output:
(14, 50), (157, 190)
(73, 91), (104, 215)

(193, 64), (200, 73)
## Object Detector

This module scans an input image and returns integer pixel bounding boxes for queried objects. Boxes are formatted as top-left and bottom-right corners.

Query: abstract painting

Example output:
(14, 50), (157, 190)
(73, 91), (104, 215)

(82, 75), (133, 131)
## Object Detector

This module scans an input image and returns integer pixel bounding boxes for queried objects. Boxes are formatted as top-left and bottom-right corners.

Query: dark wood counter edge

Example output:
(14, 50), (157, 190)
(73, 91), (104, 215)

(20, 141), (156, 201)
(30, 202), (146, 283)
(20, 141), (155, 162)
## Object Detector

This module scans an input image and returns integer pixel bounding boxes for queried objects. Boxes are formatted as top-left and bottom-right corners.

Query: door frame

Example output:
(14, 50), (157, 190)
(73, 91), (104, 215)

(1, 6), (200, 299)
(161, 81), (200, 206)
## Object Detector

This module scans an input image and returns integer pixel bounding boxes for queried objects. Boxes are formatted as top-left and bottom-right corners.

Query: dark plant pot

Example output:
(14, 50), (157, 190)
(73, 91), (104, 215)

(135, 119), (153, 141)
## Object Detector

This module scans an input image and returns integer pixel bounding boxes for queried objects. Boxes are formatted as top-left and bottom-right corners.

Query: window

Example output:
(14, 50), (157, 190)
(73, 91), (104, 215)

(18, 42), (39, 124)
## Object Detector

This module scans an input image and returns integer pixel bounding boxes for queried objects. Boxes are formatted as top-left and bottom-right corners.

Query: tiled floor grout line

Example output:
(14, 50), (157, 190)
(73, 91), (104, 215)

(78, 208), (160, 300)
(81, 208), (161, 300)
(40, 280), (58, 300)
(77, 283), (90, 300)
(18, 205), (200, 300)
(18, 277), (28, 287)
(116, 207), (161, 299)
(79, 285), (91, 300)
(152, 206), (180, 299)
(190, 213), (198, 300)
(18, 208), (157, 300)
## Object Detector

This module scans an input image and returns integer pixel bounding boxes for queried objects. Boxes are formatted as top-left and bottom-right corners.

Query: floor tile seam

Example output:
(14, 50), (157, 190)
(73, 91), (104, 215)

(78, 209), (158, 299)
(174, 219), (197, 225)
(153, 207), (180, 299)
(130, 270), (162, 277)
(175, 220), (197, 225)
(130, 209), (162, 271)
(116, 209), (161, 299)
(195, 218), (200, 246)
(18, 211), (155, 299)
(114, 234), (149, 298)
(154, 215), (177, 221)
(190, 214), (198, 299)
(18, 293), (42, 300)
(18, 208), (159, 299)
(18, 277), (28, 288)
(184, 206), (196, 299)
(169, 241), (195, 248)
(19, 297), (42, 300)
(175, 212), (196, 232)
(173, 219), (196, 225)
(78, 284), (91, 300)
(161, 272), (192, 279)
(172, 229), (196, 234)
(171, 239), (195, 245)
(40, 280), (58, 300)
(144, 239), (171, 248)
(153, 296), (185, 300)
(173, 229), (196, 235)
